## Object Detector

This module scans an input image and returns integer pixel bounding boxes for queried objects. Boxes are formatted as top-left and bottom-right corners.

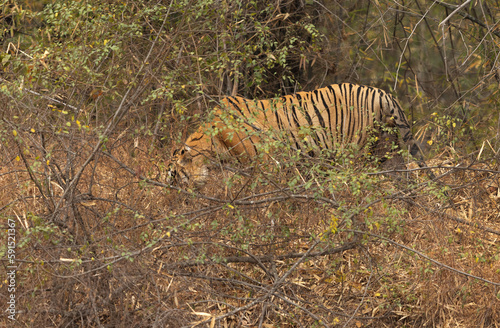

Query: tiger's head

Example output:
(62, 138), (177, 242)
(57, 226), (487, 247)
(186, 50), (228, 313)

(168, 146), (209, 185)
(167, 130), (213, 185)
(166, 100), (257, 186)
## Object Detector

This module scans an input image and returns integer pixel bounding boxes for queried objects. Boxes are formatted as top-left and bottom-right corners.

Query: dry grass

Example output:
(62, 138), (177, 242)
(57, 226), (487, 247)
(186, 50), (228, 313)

(1, 133), (499, 327)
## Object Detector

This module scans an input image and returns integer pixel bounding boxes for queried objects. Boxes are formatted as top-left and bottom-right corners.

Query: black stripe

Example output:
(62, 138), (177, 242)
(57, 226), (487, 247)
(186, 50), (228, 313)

(378, 90), (384, 121)
(258, 100), (266, 112)
(338, 84), (345, 139)
(295, 94), (320, 145)
(297, 93), (322, 149)
(226, 97), (260, 156)
(282, 96), (300, 145)
(242, 98), (252, 116)
(363, 87), (370, 141)
(279, 96), (289, 129)
(290, 98), (302, 129)
(319, 89), (331, 127)
(295, 141), (302, 152)
(327, 85), (339, 140)
(344, 83), (353, 142)
(339, 85), (344, 139)
(356, 86), (363, 141)
(313, 90), (326, 129)
(188, 135), (204, 142)
(274, 106), (284, 131)
(370, 89), (376, 121)
(296, 94), (314, 127)
(226, 97), (245, 116)
(352, 86), (362, 141)
(321, 89), (334, 147)
(311, 91), (328, 148)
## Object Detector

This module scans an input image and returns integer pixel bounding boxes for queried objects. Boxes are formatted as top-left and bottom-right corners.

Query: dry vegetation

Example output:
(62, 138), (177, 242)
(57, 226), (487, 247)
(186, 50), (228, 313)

(1, 0), (500, 327)
(1, 127), (499, 327)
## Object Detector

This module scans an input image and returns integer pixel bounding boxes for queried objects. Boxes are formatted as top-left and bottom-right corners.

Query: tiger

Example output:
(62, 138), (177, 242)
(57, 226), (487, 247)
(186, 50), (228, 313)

(169, 83), (429, 184)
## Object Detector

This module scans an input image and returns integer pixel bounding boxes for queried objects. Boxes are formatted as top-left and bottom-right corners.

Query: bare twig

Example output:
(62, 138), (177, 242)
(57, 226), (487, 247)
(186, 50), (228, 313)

(394, 1), (437, 89)
(435, 0), (500, 38)
(0, 77), (80, 111)
(438, 0), (472, 28)
(166, 241), (357, 270)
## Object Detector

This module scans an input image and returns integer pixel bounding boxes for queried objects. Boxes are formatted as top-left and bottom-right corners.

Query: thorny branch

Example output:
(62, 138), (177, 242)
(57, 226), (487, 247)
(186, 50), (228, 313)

(435, 0), (500, 39)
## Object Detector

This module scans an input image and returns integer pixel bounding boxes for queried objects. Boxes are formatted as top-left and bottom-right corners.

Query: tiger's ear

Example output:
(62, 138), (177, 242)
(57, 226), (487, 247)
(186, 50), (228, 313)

(173, 147), (191, 156)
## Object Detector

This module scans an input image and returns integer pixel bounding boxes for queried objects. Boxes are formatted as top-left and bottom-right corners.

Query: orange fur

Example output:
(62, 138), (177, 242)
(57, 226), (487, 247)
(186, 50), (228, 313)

(171, 83), (419, 184)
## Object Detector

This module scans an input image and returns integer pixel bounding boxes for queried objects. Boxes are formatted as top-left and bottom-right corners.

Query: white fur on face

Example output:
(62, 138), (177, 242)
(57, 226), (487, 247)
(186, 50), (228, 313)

(192, 165), (208, 184)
